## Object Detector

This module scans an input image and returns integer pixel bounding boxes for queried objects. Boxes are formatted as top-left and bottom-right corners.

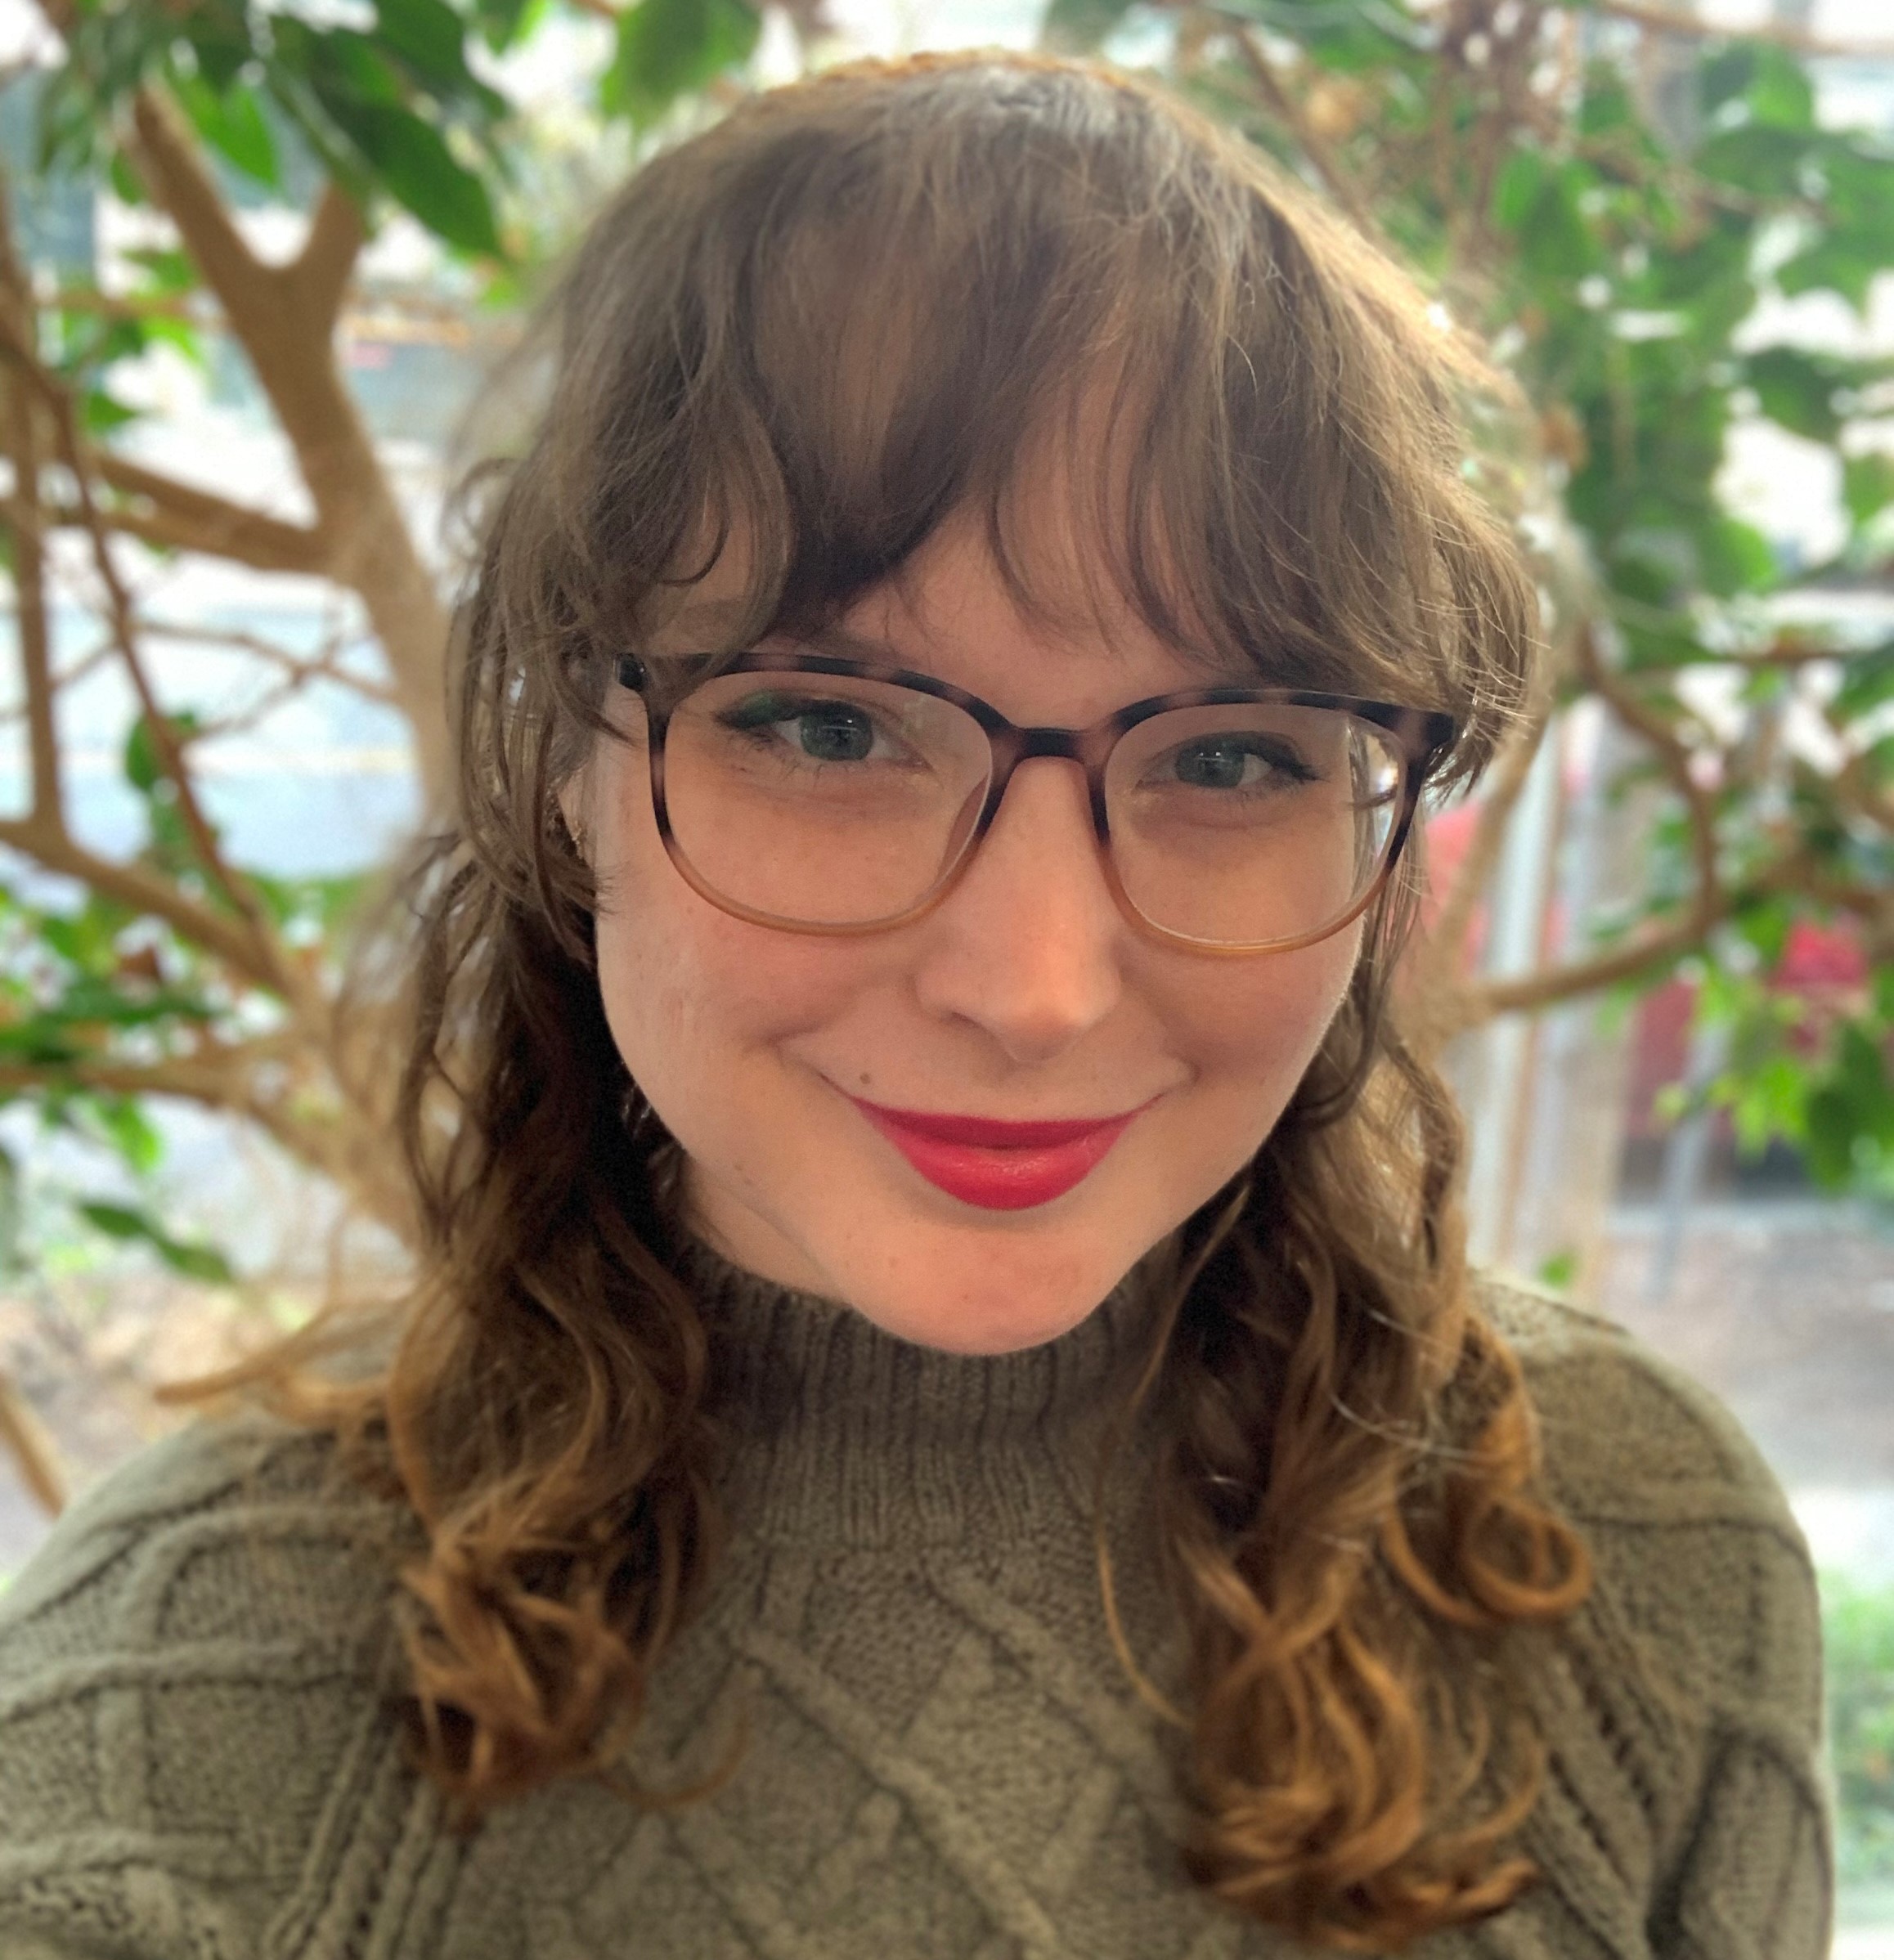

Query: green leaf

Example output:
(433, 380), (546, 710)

(606, 0), (760, 128)
(1745, 345), (1843, 442)
(296, 26), (408, 108)
(1833, 643), (1894, 722)
(1699, 43), (1756, 120)
(1492, 146), (1546, 231)
(1039, 0), (1137, 53)
(1726, 1052), (1809, 1157)
(474, 0), (543, 52)
(1696, 514), (1777, 595)
(327, 101), (502, 255)
(89, 1094), (164, 1176)
(140, 313), (207, 371)
(1578, 71), (1638, 137)
(0, 1144), (20, 1272)
(1734, 893), (1794, 967)
(1745, 45), (1815, 132)
(124, 247), (199, 297)
(158, 1239), (236, 1283)
(375, 0), (476, 92)
(1695, 122), (1806, 199)
(1843, 453), (1894, 530)
(108, 150), (148, 205)
(1821, 141), (1894, 247)
(76, 1199), (150, 1240)
(123, 710), (200, 795)
(246, 869), (367, 935)
(36, 899), (133, 976)
(1801, 1024), (1894, 1191)
(1513, 160), (1601, 281)
(77, 1200), (234, 1283)
(1739, 662), (1788, 706)
(193, 34), (253, 95)
(173, 70), (281, 188)
(1776, 233), (1882, 312)
(83, 391), (141, 436)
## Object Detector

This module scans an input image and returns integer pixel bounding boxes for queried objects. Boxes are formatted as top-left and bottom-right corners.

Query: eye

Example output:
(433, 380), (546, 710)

(1164, 734), (1317, 791)
(717, 693), (886, 763)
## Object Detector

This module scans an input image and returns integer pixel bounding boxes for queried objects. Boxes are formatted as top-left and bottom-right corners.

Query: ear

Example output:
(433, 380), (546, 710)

(556, 770), (590, 864)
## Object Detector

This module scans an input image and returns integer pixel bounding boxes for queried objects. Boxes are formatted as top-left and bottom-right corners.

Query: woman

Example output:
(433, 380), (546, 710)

(0, 52), (1828, 1960)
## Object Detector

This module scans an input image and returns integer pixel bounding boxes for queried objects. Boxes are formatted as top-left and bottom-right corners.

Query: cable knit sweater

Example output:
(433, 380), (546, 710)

(0, 1257), (1832, 1960)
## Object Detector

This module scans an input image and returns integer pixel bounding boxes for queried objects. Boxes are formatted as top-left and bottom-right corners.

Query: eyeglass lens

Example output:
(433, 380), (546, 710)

(659, 671), (1405, 947)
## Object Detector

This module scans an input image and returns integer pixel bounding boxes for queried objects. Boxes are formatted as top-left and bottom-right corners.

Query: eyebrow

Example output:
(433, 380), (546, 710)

(764, 621), (1261, 685)
(662, 613), (1267, 697)
(767, 624), (904, 663)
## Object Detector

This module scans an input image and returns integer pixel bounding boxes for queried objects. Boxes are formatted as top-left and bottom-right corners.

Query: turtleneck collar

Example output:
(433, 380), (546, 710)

(675, 1238), (1170, 1548)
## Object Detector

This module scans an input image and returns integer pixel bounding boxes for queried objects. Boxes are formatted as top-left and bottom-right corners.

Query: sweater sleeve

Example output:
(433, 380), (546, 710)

(0, 1411), (414, 1960)
(1482, 1281), (1833, 1960)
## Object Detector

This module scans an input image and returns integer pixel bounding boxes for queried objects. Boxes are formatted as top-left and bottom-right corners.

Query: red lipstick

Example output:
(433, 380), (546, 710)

(846, 1096), (1148, 1211)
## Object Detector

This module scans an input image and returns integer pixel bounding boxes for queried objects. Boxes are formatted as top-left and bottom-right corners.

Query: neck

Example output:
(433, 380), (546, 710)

(676, 1238), (1168, 1548)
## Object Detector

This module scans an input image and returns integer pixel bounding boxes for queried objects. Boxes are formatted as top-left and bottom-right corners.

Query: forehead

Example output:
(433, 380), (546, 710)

(646, 494), (1250, 722)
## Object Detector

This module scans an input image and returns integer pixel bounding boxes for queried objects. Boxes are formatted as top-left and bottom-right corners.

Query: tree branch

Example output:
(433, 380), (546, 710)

(0, 1051), (262, 1106)
(45, 496), (330, 575)
(0, 814), (283, 989)
(121, 86), (451, 805)
(91, 452), (331, 573)
(0, 180), (62, 834)
(47, 287), (199, 327)
(1419, 626), (1736, 1034)
(0, 628), (110, 724)
(125, 92), (290, 361)
(141, 617), (395, 705)
(1462, 846), (1811, 1023)
(0, 321), (303, 993)
(0, 618), (393, 738)
(289, 182), (366, 336)
(1224, 21), (1379, 237)
(0, 1043), (411, 1241)
(0, 1370), (64, 1515)
(1575, 625), (1721, 908)
(1586, 0), (1894, 61)
(1425, 706), (1553, 976)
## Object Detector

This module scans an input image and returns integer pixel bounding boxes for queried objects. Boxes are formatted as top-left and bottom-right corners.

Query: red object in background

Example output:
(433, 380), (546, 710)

(1609, 926), (1869, 1141)
(1412, 802), (1487, 971)
(1775, 918), (1869, 989)
(1411, 807), (1869, 1144)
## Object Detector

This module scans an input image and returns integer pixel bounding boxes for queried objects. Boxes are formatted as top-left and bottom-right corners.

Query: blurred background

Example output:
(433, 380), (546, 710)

(0, 0), (1887, 1944)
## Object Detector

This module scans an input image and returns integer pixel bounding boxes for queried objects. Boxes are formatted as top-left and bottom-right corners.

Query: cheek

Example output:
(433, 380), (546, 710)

(589, 816), (861, 1121)
(1160, 924), (1362, 1098)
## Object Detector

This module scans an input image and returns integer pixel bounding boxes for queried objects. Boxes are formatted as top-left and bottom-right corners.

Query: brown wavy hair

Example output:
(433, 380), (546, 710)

(166, 52), (1593, 1954)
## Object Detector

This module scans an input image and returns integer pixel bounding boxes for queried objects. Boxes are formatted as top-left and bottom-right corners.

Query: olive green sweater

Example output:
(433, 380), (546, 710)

(0, 1258), (1831, 1958)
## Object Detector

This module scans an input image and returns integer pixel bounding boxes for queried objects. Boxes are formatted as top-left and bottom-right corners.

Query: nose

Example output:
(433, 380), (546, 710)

(909, 757), (1126, 1065)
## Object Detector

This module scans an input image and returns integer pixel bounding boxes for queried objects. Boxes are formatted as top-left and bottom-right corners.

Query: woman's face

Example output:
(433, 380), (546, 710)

(563, 513), (1363, 1355)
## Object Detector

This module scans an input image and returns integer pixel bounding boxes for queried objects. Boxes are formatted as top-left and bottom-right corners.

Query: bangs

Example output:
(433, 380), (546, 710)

(488, 56), (1535, 787)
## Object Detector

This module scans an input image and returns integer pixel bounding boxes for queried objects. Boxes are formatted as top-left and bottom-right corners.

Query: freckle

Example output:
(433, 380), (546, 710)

(858, 1071), (872, 1088)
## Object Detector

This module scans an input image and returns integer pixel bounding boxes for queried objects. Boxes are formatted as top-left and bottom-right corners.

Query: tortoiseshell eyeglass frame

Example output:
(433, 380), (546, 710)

(612, 649), (1459, 957)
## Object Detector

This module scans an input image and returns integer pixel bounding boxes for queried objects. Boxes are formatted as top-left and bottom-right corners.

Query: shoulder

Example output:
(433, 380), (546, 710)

(1473, 1272), (1818, 1717)
(0, 1402), (417, 1669)
(0, 1407), (420, 1958)
(1474, 1272), (1812, 1598)
(1469, 1276), (1831, 1958)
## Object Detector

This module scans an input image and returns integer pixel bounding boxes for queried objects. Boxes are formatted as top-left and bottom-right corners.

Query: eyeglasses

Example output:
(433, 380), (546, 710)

(612, 650), (1456, 955)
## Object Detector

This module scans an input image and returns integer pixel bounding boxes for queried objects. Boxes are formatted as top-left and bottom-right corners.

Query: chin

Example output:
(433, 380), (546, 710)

(831, 1218), (1144, 1356)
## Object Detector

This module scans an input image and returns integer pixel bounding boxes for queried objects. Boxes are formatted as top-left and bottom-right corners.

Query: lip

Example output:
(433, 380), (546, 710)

(846, 1094), (1155, 1211)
